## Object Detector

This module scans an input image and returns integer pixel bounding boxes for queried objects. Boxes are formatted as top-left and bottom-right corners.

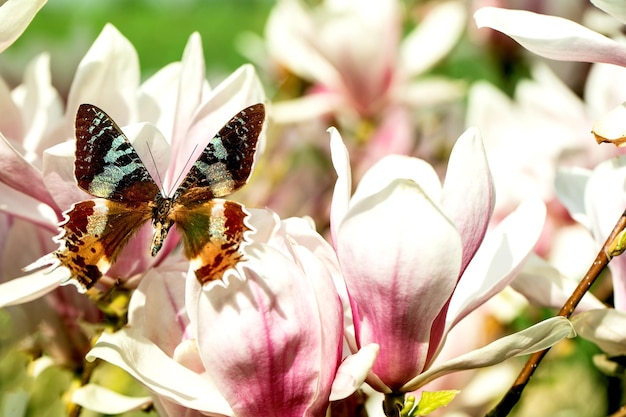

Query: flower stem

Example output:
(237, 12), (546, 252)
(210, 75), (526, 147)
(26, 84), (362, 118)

(485, 209), (626, 417)
(383, 392), (405, 417)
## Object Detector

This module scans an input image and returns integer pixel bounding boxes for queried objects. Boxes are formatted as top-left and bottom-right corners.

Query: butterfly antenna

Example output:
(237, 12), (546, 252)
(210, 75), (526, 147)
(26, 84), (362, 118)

(145, 141), (165, 194)
(169, 143), (199, 195)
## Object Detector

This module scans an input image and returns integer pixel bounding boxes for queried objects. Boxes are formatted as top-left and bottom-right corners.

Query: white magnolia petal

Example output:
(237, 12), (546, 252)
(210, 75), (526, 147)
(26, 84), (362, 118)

(330, 343), (379, 401)
(329, 126), (351, 245)
(0, 266), (62, 307)
(401, 1), (466, 77)
(271, 93), (341, 124)
(87, 330), (232, 415)
(441, 127), (494, 270)
(555, 166), (592, 229)
(403, 317), (575, 391)
(65, 23), (140, 133)
(446, 198), (546, 329)
(511, 255), (605, 311)
(592, 102), (626, 146)
(0, 0), (46, 54)
(474, 7), (626, 66)
(72, 384), (152, 414)
(572, 309), (626, 356)
(351, 154), (442, 208)
(591, 0), (626, 25)
(138, 62), (181, 135)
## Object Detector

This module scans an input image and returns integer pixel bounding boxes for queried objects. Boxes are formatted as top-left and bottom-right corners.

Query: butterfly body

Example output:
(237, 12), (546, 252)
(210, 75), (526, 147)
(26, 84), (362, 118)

(41, 103), (265, 291)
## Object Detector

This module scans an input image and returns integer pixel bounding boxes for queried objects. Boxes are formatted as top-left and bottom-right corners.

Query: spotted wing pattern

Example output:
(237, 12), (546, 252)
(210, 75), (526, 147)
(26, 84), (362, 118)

(175, 103), (265, 201)
(75, 104), (160, 203)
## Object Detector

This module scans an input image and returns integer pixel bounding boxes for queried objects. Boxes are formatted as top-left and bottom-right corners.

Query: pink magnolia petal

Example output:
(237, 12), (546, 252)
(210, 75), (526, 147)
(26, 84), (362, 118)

(65, 23), (140, 136)
(403, 316), (575, 391)
(338, 179), (462, 389)
(196, 243), (342, 417)
(329, 127), (352, 246)
(87, 329), (232, 414)
(400, 1), (466, 77)
(474, 7), (626, 66)
(330, 343), (379, 401)
(0, 133), (58, 211)
(441, 127), (494, 272)
(572, 309), (626, 356)
(445, 198), (546, 330)
(72, 384), (152, 414)
(0, 0), (46, 53)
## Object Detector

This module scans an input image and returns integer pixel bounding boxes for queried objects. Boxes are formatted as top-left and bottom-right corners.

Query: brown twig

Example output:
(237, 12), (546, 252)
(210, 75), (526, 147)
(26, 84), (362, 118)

(485, 209), (626, 417)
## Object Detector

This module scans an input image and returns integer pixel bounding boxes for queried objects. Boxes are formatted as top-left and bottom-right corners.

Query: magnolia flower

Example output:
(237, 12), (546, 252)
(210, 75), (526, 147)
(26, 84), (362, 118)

(0, 0), (46, 53)
(474, 1), (626, 147)
(265, 0), (466, 121)
(329, 126), (574, 395)
(0, 24), (265, 306)
(79, 209), (378, 416)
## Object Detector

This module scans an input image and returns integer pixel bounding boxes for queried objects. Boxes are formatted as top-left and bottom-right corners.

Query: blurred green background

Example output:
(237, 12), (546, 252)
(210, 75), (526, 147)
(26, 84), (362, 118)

(0, 0), (273, 96)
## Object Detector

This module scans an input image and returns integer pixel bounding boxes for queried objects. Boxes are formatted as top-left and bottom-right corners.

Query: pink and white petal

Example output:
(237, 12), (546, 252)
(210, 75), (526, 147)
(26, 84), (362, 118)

(398, 77), (466, 108)
(511, 255), (605, 312)
(572, 309), (626, 356)
(265, 0), (342, 89)
(179, 65), (265, 189)
(64, 24), (140, 136)
(86, 329), (232, 415)
(329, 127), (352, 245)
(474, 7), (626, 66)
(0, 0), (46, 53)
(1, 216), (56, 279)
(0, 183), (58, 230)
(351, 155), (442, 209)
(41, 140), (90, 210)
(0, 133), (58, 210)
(591, 0), (626, 25)
(330, 343), (379, 401)
(72, 384), (152, 415)
(0, 267), (64, 307)
(196, 244), (341, 417)
(338, 179), (462, 388)
(400, 1), (466, 77)
(128, 267), (189, 356)
(138, 62), (181, 134)
(441, 127), (494, 271)
(403, 316), (575, 391)
(271, 93), (341, 124)
(445, 198), (546, 330)
(13, 53), (63, 157)
(0, 76), (23, 141)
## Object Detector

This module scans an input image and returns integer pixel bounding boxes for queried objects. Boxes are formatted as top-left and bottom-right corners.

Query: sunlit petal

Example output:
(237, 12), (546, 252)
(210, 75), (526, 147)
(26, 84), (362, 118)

(0, 0), (46, 53)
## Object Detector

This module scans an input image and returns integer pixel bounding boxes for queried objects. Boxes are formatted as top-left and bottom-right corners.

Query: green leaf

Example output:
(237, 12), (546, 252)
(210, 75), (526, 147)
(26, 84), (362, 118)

(414, 390), (460, 416)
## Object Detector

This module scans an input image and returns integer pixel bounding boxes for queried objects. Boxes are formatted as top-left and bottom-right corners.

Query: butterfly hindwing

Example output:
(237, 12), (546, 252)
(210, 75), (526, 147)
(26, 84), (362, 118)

(172, 199), (250, 284)
(175, 103), (265, 200)
(75, 104), (160, 203)
(54, 199), (153, 289)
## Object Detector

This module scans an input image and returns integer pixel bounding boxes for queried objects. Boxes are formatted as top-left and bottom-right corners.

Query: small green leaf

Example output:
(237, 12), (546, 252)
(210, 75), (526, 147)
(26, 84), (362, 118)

(414, 390), (460, 416)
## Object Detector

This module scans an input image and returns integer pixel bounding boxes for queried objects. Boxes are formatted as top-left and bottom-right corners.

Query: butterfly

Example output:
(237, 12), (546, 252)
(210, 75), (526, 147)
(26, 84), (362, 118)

(27, 103), (265, 291)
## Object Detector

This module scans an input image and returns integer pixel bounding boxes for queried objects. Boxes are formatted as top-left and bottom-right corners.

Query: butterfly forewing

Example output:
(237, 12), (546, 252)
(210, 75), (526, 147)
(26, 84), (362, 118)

(175, 103), (265, 200)
(75, 104), (160, 203)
